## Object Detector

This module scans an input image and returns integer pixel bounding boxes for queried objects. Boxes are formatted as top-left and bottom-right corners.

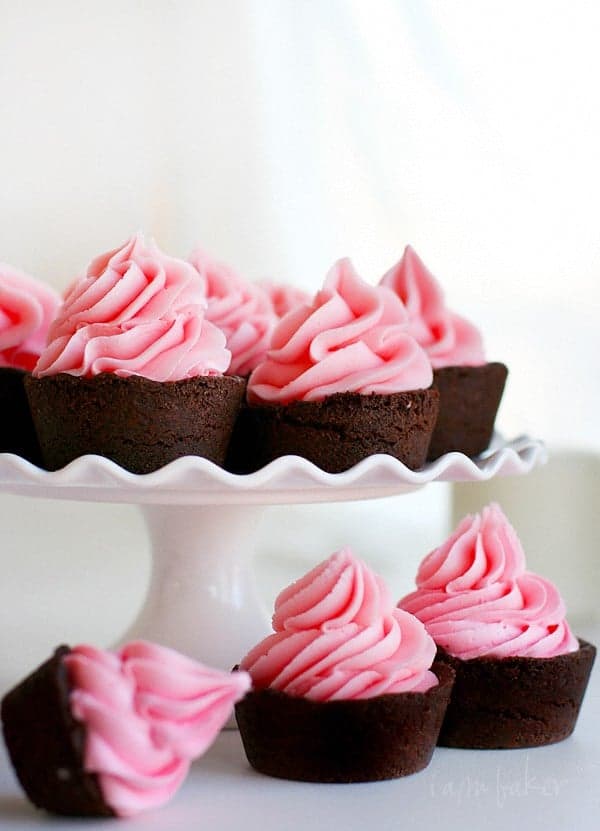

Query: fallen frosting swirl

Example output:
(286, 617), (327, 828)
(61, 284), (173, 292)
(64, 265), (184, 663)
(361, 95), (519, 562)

(0, 264), (60, 371)
(189, 248), (277, 376)
(241, 547), (438, 701)
(34, 234), (230, 381)
(64, 641), (250, 817)
(380, 245), (486, 369)
(247, 258), (433, 404)
(399, 503), (579, 660)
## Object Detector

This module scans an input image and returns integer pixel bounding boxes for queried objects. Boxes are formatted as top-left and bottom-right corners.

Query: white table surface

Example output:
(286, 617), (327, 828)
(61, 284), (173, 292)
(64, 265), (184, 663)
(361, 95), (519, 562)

(1, 623), (598, 831)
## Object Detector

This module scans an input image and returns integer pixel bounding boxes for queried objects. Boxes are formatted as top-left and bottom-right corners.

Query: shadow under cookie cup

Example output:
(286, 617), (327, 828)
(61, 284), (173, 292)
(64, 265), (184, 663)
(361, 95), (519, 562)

(434, 638), (596, 749)
(24, 372), (246, 474)
(231, 387), (439, 474)
(1, 646), (113, 817)
(234, 661), (455, 783)
(427, 362), (508, 461)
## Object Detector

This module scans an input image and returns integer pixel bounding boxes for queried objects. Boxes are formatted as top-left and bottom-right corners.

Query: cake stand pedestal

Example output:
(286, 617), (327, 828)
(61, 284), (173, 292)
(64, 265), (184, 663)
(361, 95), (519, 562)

(0, 435), (545, 670)
(122, 504), (269, 668)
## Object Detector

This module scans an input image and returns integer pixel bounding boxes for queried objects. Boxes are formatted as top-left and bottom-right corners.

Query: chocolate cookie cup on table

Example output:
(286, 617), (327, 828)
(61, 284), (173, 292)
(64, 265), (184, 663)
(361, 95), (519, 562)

(236, 547), (454, 782)
(235, 662), (454, 782)
(435, 639), (595, 749)
(239, 258), (438, 473)
(1, 641), (250, 818)
(0, 263), (61, 464)
(1, 646), (112, 818)
(399, 503), (596, 749)
(380, 246), (507, 460)
(26, 233), (244, 473)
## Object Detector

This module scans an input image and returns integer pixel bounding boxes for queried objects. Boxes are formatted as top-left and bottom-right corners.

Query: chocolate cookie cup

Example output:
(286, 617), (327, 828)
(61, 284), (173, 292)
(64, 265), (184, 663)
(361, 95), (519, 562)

(234, 387), (439, 474)
(427, 362), (508, 461)
(235, 661), (454, 783)
(435, 639), (595, 749)
(0, 368), (43, 465)
(1, 646), (113, 818)
(25, 372), (246, 474)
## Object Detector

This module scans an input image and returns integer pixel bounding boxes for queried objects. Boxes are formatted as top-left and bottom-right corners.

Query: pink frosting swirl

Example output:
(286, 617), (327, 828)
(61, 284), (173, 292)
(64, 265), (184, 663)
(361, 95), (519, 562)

(0, 264), (60, 371)
(399, 503), (579, 660)
(189, 249), (277, 376)
(241, 548), (438, 701)
(34, 234), (230, 381)
(64, 641), (250, 818)
(272, 547), (393, 632)
(247, 259), (433, 404)
(380, 246), (486, 369)
(259, 281), (311, 319)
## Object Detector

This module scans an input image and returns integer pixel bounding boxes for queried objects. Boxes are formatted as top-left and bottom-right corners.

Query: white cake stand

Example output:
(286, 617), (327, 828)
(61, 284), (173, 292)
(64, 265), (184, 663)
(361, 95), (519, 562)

(0, 435), (546, 671)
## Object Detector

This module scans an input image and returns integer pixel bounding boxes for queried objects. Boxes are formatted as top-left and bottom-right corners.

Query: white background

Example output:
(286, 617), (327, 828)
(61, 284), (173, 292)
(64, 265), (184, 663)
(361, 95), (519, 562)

(0, 0), (598, 798)
(0, 3), (598, 827)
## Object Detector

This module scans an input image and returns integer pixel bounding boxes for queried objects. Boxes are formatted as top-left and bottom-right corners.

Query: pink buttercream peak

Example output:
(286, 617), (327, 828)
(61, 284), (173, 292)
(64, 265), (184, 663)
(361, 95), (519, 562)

(416, 503), (526, 592)
(247, 258), (433, 404)
(34, 234), (231, 382)
(241, 548), (438, 701)
(272, 547), (394, 632)
(381, 245), (485, 369)
(0, 264), (61, 371)
(399, 503), (579, 660)
(189, 247), (277, 376)
(64, 641), (250, 818)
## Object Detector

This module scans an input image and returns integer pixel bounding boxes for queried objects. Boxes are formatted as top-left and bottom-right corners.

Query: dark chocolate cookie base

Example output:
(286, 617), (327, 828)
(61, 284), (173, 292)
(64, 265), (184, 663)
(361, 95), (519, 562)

(436, 639), (596, 749)
(1, 646), (113, 817)
(427, 362), (508, 460)
(233, 388), (439, 474)
(25, 372), (246, 474)
(0, 368), (43, 465)
(235, 662), (454, 782)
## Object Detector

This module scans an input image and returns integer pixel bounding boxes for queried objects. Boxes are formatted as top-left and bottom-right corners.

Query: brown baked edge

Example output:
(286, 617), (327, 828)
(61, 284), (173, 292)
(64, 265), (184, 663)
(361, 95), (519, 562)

(435, 639), (596, 749)
(1, 646), (114, 816)
(229, 387), (439, 474)
(24, 372), (246, 473)
(235, 661), (455, 782)
(427, 362), (508, 460)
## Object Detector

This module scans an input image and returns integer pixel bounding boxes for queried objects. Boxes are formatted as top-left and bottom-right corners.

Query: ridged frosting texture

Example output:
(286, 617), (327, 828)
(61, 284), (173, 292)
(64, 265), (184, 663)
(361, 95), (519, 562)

(64, 641), (251, 817)
(380, 245), (486, 369)
(247, 258), (433, 404)
(240, 547), (438, 701)
(34, 234), (230, 381)
(189, 248), (277, 376)
(259, 281), (311, 319)
(0, 264), (60, 371)
(399, 503), (578, 660)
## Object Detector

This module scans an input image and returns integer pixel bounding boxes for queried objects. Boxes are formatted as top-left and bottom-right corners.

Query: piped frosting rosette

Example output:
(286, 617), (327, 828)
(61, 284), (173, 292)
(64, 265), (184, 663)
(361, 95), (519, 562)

(248, 258), (433, 404)
(259, 281), (311, 319)
(34, 234), (230, 382)
(0, 264), (61, 371)
(399, 503), (579, 660)
(189, 248), (277, 376)
(241, 548), (438, 701)
(64, 641), (250, 817)
(380, 245), (485, 369)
